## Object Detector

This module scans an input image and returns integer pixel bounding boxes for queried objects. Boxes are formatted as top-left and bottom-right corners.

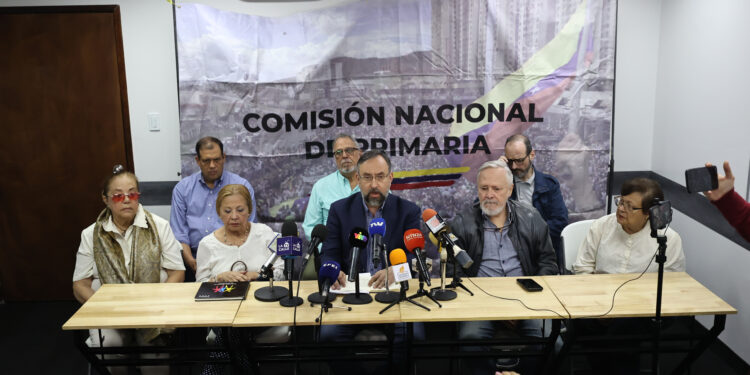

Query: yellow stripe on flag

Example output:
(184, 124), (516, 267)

(393, 167), (470, 178)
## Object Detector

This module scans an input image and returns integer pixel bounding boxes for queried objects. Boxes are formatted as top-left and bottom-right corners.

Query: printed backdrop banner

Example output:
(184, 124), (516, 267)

(176, 0), (616, 224)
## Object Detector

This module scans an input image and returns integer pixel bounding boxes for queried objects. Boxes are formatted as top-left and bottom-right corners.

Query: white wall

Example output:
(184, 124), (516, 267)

(650, 0), (750, 363)
(613, 0), (662, 171)
(671, 210), (750, 359)
(652, 0), (750, 191)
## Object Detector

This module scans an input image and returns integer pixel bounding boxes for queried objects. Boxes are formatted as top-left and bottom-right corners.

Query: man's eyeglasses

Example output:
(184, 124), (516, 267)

(359, 174), (389, 183)
(614, 196), (642, 212)
(506, 153), (530, 165)
(334, 147), (359, 158)
(109, 192), (141, 203)
(199, 157), (223, 165)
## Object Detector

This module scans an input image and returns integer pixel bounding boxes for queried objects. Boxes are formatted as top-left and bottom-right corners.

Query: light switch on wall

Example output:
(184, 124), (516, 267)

(148, 112), (160, 132)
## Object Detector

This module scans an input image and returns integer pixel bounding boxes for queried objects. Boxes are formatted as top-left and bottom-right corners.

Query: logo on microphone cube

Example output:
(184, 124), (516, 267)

(391, 263), (412, 282)
(353, 232), (368, 242)
(276, 236), (303, 257)
(424, 214), (444, 233)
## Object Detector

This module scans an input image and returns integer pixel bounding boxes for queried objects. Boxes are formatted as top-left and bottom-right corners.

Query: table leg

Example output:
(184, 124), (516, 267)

(406, 322), (414, 375)
(73, 329), (111, 375)
(670, 314), (726, 375)
(545, 319), (573, 374)
(538, 320), (561, 375)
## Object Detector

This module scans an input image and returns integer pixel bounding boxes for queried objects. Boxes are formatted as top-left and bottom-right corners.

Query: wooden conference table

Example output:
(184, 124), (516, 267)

(543, 272), (736, 374)
(63, 272), (736, 374)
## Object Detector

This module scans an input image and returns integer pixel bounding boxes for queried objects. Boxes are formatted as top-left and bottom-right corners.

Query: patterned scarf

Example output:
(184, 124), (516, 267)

(92, 206), (165, 343)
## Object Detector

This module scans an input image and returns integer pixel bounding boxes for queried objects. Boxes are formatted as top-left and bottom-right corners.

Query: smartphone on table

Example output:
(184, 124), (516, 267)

(516, 278), (543, 292)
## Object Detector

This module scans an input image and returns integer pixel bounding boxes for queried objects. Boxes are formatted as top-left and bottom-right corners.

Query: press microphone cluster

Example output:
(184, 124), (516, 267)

(422, 208), (474, 269)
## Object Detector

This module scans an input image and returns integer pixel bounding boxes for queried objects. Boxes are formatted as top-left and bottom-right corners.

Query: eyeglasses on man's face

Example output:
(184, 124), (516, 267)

(109, 192), (140, 203)
(506, 153), (530, 165)
(614, 196), (642, 212)
(359, 173), (389, 183)
(199, 157), (223, 166)
(334, 147), (360, 158)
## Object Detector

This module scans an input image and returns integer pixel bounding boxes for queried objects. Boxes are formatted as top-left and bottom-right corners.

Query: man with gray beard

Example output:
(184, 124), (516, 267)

(448, 159), (558, 375)
(303, 134), (361, 241)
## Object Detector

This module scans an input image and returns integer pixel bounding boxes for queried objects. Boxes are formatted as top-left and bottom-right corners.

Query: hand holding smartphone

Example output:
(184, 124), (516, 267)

(685, 166), (718, 193)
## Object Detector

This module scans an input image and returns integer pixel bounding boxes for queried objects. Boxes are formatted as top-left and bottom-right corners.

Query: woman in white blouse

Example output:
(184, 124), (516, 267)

(573, 177), (685, 275)
(195, 184), (288, 375)
(571, 178), (685, 375)
(195, 184), (284, 283)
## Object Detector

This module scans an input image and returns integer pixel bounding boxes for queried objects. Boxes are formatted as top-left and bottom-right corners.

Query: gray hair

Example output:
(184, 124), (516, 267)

(333, 133), (358, 146)
(477, 159), (513, 186)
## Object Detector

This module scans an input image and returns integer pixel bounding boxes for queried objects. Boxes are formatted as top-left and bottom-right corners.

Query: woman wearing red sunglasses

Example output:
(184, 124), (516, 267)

(71, 165), (185, 375)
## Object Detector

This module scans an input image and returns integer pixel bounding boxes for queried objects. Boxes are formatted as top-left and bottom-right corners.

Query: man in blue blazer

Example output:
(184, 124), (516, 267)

(320, 149), (421, 289)
(319, 149), (422, 374)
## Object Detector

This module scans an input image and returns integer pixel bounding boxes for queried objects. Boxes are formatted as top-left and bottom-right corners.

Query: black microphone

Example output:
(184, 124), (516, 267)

(303, 224), (328, 264)
(422, 209), (474, 269)
(281, 219), (298, 237)
(347, 227), (368, 283)
(368, 218), (386, 267)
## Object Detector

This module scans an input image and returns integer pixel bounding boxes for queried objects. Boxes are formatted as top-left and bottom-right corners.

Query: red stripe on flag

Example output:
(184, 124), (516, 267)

(391, 180), (455, 190)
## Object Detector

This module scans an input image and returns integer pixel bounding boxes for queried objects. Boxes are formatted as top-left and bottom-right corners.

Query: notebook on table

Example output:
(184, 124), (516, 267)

(194, 281), (251, 301)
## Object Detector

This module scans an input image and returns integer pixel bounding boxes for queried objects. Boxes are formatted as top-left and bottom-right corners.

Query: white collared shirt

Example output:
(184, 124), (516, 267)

(572, 213), (685, 274)
(195, 223), (285, 282)
(73, 204), (185, 283)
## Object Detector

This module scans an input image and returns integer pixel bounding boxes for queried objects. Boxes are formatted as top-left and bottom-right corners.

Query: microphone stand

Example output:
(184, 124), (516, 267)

(380, 281), (430, 314)
(375, 247), (399, 303)
(650, 229), (668, 374)
(409, 262), (441, 308)
(431, 244), (457, 301)
(279, 257), (303, 307)
(254, 270), (288, 302)
(342, 268), (373, 305)
(315, 300), (352, 323)
(307, 251), (337, 305)
(443, 242), (473, 296)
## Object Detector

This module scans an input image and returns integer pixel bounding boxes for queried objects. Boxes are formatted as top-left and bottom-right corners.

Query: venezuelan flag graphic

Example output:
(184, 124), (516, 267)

(391, 167), (470, 191)
(449, 0), (591, 139)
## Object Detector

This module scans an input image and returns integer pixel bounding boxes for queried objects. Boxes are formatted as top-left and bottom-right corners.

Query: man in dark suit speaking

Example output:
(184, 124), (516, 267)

(320, 149), (421, 289)
(319, 149), (422, 374)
